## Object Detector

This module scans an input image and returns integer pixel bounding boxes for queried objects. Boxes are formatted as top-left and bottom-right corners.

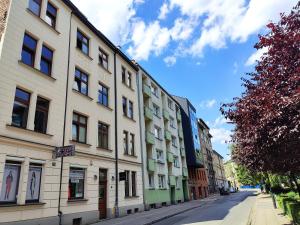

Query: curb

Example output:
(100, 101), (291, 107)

(144, 196), (222, 225)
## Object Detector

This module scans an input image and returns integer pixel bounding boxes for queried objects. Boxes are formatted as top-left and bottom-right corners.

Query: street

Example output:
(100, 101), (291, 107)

(153, 191), (257, 225)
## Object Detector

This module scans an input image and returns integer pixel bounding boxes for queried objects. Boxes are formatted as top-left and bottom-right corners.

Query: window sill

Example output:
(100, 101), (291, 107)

(123, 115), (136, 123)
(6, 124), (54, 137)
(76, 47), (93, 61)
(172, 145), (178, 148)
(70, 140), (92, 147)
(67, 198), (88, 203)
(123, 153), (137, 158)
(122, 82), (135, 92)
(154, 115), (162, 119)
(18, 60), (56, 81)
(0, 202), (46, 207)
(170, 126), (176, 129)
(157, 160), (165, 164)
(158, 188), (167, 190)
(124, 196), (139, 199)
(97, 102), (113, 111)
(148, 187), (155, 190)
(155, 137), (163, 142)
(72, 89), (93, 101)
(26, 9), (60, 35)
(98, 63), (112, 74)
(97, 146), (113, 152)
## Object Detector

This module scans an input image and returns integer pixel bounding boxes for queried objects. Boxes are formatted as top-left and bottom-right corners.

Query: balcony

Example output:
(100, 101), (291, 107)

(144, 106), (153, 121)
(183, 167), (188, 177)
(143, 84), (151, 98)
(176, 110), (182, 122)
(146, 131), (155, 145)
(163, 109), (169, 121)
(169, 175), (176, 186)
(180, 147), (185, 157)
(165, 130), (172, 141)
(178, 128), (184, 139)
(167, 151), (174, 163)
(148, 158), (156, 172)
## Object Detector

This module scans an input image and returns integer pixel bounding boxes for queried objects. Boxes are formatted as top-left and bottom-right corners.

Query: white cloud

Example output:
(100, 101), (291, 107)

(170, 18), (195, 41)
(211, 116), (231, 127)
(210, 128), (232, 144)
(199, 99), (217, 109)
(245, 47), (268, 66)
(164, 56), (176, 67)
(233, 62), (238, 74)
(158, 2), (169, 20)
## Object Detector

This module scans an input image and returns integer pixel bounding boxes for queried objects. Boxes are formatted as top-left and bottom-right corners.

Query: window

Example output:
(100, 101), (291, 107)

(28, 0), (42, 16)
(98, 83), (108, 107)
(26, 164), (42, 203)
(72, 113), (87, 143)
(77, 30), (89, 55)
(122, 67), (126, 83)
(168, 98), (173, 110)
(40, 45), (53, 75)
(127, 72), (132, 88)
(12, 88), (31, 128)
(69, 168), (85, 200)
(21, 33), (37, 67)
(99, 48), (108, 70)
(170, 117), (175, 128)
(173, 156), (180, 168)
(148, 174), (154, 188)
(34, 96), (49, 133)
(128, 101), (133, 119)
(129, 134), (135, 156)
(98, 122), (109, 149)
(151, 84), (158, 97)
(125, 170), (130, 197)
(45, 2), (57, 28)
(123, 131), (128, 154)
(175, 177), (179, 188)
(73, 68), (88, 95)
(122, 97), (127, 116)
(158, 175), (165, 189)
(171, 136), (177, 147)
(154, 126), (161, 139)
(156, 149), (164, 162)
(153, 104), (160, 117)
(131, 171), (136, 197)
(0, 161), (21, 203)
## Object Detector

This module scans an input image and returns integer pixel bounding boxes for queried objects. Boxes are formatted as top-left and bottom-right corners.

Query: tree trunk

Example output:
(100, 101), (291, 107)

(291, 173), (300, 195)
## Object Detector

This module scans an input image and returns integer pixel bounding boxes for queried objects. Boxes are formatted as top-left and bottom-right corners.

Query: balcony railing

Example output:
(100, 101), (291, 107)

(146, 131), (155, 145)
(143, 84), (151, 98)
(163, 109), (169, 121)
(165, 130), (172, 141)
(144, 106), (153, 121)
(147, 158), (156, 172)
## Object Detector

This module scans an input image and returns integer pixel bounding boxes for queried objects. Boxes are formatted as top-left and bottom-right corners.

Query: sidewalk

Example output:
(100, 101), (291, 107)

(248, 193), (292, 225)
(92, 194), (223, 225)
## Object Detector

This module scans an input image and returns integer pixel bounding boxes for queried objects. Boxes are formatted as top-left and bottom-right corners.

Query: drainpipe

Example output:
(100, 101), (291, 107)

(136, 69), (146, 209)
(58, 11), (73, 225)
(113, 51), (119, 217)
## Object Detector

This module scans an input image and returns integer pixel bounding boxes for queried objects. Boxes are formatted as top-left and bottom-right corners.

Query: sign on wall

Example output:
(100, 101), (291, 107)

(0, 164), (21, 203)
(54, 145), (75, 158)
(26, 166), (42, 202)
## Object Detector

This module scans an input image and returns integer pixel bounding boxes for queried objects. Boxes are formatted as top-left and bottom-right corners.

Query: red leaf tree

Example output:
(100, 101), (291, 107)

(221, 2), (300, 193)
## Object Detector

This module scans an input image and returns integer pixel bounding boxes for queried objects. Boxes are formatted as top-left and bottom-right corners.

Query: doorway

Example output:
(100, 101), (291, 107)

(98, 169), (107, 219)
(170, 187), (175, 204)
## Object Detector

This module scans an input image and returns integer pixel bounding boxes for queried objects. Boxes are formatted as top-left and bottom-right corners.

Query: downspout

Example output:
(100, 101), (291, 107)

(114, 51), (119, 217)
(136, 69), (146, 209)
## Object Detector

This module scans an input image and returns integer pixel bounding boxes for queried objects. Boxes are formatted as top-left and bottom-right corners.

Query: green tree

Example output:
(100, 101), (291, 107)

(236, 165), (261, 186)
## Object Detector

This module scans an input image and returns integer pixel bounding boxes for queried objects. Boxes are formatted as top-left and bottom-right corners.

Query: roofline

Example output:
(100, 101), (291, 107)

(171, 95), (196, 112)
(198, 118), (210, 130)
(213, 150), (224, 159)
(138, 65), (180, 106)
(61, 0), (138, 71)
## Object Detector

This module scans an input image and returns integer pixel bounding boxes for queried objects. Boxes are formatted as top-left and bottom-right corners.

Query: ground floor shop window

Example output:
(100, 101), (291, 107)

(0, 161), (21, 203)
(69, 168), (85, 200)
(26, 164), (42, 203)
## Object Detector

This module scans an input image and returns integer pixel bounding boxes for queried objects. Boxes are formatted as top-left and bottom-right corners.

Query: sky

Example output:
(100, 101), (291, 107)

(71, 0), (297, 160)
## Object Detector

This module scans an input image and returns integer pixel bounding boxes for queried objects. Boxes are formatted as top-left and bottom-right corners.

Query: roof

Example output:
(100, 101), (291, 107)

(198, 118), (210, 130)
(213, 150), (224, 159)
(61, 0), (138, 71)
(172, 95), (196, 112)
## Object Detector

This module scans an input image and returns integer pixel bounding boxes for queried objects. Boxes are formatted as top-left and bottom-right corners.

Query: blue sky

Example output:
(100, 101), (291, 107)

(71, 0), (297, 159)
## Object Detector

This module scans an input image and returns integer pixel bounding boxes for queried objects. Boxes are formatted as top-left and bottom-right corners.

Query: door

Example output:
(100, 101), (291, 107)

(98, 169), (107, 219)
(171, 187), (175, 204)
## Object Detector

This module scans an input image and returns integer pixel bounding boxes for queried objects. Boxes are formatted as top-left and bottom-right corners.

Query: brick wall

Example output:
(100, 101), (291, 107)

(0, 0), (10, 40)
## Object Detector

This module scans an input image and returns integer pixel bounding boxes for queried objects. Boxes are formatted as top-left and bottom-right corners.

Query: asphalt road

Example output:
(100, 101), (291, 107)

(153, 191), (257, 225)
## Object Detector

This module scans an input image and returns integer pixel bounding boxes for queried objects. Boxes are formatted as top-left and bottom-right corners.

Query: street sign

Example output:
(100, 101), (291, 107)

(54, 145), (75, 158)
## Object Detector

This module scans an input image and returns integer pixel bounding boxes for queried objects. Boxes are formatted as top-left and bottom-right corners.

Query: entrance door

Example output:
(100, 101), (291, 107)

(98, 169), (107, 219)
(171, 187), (175, 204)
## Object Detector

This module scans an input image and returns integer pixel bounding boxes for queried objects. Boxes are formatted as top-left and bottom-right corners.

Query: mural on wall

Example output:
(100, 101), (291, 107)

(0, 164), (20, 203)
(26, 166), (42, 202)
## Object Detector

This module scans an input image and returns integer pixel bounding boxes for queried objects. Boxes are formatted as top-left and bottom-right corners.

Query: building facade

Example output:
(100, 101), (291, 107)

(172, 96), (207, 200)
(224, 160), (239, 189)
(198, 119), (216, 194)
(0, 0), (143, 224)
(138, 67), (189, 209)
(212, 150), (228, 190)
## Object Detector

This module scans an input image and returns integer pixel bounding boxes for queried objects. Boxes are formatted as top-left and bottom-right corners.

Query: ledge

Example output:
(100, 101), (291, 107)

(97, 102), (113, 111)
(72, 89), (93, 101)
(123, 115), (136, 123)
(97, 146), (113, 152)
(124, 196), (139, 199)
(76, 47), (93, 61)
(155, 137), (163, 142)
(123, 153), (137, 158)
(6, 124), (54, 137)
(98, 63), (112, 74)
(0, 202), (46, 207)
(18, 60), (57, 81)
(157, 160), (165, 164)
(70, 140), (92, 147)
(67, 198), (88, 203)
(26, 9), (60, 35)
(154, 115), (162, 119)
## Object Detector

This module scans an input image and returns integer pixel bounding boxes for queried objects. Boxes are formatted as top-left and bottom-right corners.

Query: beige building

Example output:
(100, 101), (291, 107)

(224, 160), (240, 189)
(137, 67), (189, 209)
(0, 0), (143, 224)
(212, 150), (228, 189)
